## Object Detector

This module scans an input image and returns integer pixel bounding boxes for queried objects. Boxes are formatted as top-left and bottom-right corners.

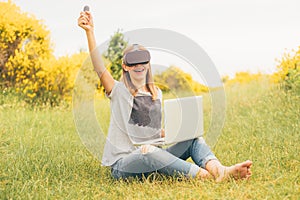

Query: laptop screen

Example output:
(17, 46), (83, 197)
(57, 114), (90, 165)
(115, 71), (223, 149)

(164, 96), (203, 144)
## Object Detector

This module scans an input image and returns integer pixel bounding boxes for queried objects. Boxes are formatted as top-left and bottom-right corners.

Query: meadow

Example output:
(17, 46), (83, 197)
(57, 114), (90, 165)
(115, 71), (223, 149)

(1, 81), (299, 199)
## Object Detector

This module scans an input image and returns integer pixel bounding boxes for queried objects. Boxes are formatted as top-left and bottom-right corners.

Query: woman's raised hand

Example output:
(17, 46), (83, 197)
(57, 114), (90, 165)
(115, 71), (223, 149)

(78, 11), (94, 31)
(77, 8), (115, 93)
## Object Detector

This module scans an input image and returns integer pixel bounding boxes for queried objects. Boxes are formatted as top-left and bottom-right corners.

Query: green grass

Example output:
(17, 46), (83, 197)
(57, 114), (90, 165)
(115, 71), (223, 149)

(1, 81), (299, 199)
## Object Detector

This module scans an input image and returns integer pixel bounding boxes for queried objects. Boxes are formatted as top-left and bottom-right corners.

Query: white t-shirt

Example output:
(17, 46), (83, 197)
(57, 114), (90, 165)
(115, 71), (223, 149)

(101, 81), (163, 166)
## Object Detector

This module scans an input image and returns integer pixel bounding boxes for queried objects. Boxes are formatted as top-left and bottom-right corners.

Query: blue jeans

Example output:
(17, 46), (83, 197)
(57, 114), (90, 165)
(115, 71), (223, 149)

(111, 137), (217, 179)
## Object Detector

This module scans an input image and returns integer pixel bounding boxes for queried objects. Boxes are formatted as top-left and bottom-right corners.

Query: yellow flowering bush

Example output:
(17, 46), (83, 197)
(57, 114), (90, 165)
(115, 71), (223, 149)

(272, 47), (300, 94)
(1, 1), (51, 104)
(154, 66), (209, 95)
(0, 2), (92, 106)
(44, 52), (89, 104)
(223, 72), (268, 85)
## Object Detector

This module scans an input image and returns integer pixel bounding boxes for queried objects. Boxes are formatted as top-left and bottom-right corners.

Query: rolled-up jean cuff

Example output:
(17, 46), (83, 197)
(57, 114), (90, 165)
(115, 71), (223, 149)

(188, 163), (200, 178)
(202, 155), (218, 168)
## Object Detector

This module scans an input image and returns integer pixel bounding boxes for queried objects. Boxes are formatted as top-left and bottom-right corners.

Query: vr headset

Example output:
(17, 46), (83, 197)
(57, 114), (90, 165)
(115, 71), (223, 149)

(123, 45), (151, 66)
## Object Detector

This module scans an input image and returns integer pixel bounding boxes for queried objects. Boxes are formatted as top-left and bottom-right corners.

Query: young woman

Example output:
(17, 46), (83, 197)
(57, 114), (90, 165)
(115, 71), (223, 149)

(77, 10), (252, 181)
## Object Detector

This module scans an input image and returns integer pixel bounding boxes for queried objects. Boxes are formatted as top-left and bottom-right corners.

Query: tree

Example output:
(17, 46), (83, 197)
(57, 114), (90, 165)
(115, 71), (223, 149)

(103, 30), (128, 81)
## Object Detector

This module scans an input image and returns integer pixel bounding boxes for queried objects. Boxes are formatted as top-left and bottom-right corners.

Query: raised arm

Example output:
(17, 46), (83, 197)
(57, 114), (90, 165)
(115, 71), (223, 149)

(77, 10), (114, 94)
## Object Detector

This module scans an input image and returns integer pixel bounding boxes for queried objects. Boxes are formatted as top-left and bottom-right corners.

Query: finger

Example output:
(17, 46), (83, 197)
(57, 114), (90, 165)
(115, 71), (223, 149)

(80, 11), (91, 20)
(79, 14), (88, 20)
(78, 17), (89, 25)
(78, 18), (86, 25)
(84, 11), (91, 16)
(81, 14), (91, 24)
(84, 11), (93, 21)
(141, 145), (150, 154)
(79, 11), (89, 18)
(80, 16), (89, 24)
(78, 20), (88, 27)
(141, 145), (145, 153)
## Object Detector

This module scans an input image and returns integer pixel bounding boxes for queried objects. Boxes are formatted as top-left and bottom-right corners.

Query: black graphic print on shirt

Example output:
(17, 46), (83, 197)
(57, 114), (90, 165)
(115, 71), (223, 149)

(129, 96), (161, 129)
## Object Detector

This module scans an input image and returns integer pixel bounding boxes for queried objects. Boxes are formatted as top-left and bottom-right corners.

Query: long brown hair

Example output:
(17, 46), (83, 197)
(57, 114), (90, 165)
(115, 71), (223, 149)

(121, 44), (157, 100)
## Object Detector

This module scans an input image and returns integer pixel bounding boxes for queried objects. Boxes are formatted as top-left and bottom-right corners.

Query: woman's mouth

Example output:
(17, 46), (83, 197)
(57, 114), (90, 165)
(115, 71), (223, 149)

(133, 68), (145, 73)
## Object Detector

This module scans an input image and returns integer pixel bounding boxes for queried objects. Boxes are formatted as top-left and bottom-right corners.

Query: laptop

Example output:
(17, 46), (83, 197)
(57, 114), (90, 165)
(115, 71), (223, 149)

(133, 96), (204, 146)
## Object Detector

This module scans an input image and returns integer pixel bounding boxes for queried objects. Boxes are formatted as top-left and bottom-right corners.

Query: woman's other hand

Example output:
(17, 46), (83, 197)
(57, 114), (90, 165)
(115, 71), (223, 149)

(161, 129), (165, 138)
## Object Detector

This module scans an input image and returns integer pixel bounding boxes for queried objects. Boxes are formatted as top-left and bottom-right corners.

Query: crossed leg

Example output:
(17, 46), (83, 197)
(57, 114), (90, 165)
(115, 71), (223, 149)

(162, 138), (253, 182)
(136, 140), (252, 182)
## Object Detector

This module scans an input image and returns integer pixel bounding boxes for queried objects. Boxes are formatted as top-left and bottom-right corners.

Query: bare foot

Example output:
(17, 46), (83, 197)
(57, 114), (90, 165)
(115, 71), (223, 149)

(197, 168), (213, 180)
(216, 160), (252, 182)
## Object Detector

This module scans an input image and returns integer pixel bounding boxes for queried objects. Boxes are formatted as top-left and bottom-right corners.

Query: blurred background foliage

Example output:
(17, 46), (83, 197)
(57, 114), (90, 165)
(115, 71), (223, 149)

(0, 1), (299, 107)
(272, 47), (300, 94)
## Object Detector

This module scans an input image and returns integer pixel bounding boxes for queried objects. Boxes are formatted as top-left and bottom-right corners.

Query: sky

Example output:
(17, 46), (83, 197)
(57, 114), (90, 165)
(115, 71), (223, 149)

(9, 0), (300, 78)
